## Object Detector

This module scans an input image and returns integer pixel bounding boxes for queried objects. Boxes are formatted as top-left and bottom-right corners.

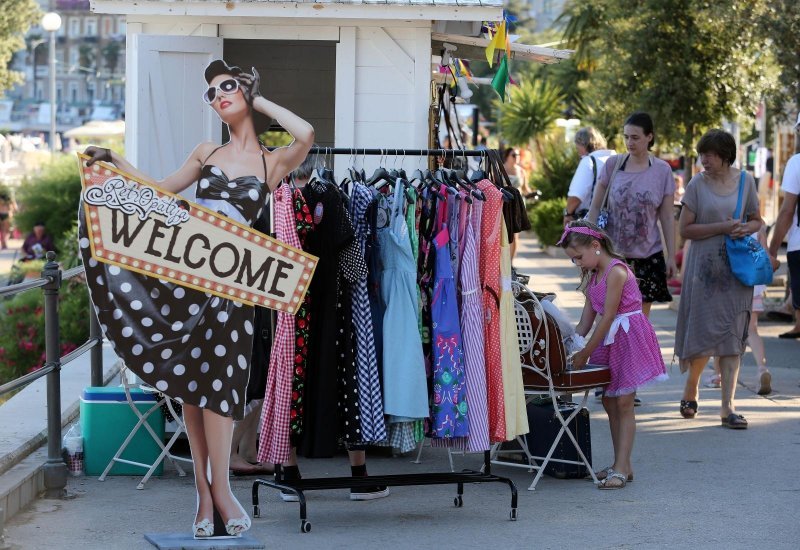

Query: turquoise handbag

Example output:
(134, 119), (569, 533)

(725, 171), (773, 286)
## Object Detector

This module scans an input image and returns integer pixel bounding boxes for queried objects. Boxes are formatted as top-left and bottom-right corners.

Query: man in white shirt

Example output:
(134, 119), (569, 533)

(767, 113), (800, 338)
(563, 127), (615, 226)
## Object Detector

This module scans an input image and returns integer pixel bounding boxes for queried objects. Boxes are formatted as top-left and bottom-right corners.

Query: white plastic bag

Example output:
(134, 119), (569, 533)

(63, 424), (83, 476)
(539, 300), (587, 359)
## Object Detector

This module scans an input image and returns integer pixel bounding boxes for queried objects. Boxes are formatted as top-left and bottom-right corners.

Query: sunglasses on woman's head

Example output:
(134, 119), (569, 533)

(202, 78), (239, 104)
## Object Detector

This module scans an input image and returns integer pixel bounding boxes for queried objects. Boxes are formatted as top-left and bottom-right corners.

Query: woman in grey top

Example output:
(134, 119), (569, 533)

(675, 129), (762, 429)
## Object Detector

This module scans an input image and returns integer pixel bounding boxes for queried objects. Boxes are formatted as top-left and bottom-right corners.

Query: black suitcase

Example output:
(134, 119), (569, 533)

(501, 399), (592, 479)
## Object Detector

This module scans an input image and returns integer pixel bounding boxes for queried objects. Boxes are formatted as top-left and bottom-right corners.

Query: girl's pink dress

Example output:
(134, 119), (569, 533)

(588, 259), (668, 396)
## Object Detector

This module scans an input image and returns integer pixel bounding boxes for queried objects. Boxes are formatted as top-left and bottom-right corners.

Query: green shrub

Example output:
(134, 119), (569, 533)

(56, 222), (81, 269)
(0, 278), (90, 384)
(529, 197), (566, 248)
(529, 141), (579, 202)
(13, 155), (82, 238)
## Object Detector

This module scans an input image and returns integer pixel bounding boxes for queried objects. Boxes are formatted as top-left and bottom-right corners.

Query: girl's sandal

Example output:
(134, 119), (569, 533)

(597, 471), (627, 490)
(680, 400), (698, 419)
(594, 466), (634, 482)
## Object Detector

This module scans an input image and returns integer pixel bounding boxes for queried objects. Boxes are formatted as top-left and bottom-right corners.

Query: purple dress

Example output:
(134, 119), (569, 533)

(430, 210), (469, 438)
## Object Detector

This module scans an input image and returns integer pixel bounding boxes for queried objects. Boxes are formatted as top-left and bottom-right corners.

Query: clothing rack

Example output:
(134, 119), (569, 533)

(252, 146), (518, 533)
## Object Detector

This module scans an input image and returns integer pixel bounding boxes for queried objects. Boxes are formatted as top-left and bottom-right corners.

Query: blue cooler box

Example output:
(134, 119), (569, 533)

(80, 386), (165, 476)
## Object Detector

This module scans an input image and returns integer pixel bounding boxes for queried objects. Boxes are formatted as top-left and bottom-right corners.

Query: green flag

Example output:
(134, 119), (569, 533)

(491, 54), (510, 102)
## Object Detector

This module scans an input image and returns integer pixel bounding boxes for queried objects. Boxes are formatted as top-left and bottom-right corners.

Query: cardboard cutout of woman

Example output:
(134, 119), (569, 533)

(80, 60), (314, 538)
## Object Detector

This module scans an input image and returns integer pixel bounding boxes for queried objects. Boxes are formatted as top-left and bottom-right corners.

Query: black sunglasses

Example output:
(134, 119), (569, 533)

(202, 78), (239, 104)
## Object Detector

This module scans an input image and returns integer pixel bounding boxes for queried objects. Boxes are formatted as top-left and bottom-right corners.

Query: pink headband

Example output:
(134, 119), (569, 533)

(557, 226), (604, 246)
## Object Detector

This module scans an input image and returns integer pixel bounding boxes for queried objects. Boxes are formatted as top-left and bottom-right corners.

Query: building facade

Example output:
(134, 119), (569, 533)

(4, 0), (126, 132)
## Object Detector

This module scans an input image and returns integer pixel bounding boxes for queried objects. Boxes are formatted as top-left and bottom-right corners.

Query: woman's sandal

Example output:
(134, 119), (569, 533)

(680, 400), (698, 419)
(225, 515), (252, 536)
(594, 466), (634, 482)
(192, 518), (214, 539)
(721, 413), (748, 429)
(597, 470), (627, 490)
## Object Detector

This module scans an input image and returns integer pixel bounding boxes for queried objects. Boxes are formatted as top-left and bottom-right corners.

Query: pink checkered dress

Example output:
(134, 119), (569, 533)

(587, 259), (667, 396)
(257, 184), (299, 464)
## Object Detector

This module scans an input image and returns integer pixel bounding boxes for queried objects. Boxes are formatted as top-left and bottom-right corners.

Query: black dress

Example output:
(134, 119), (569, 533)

(78, 151), (268, 420)
(297, 180), (362, 457)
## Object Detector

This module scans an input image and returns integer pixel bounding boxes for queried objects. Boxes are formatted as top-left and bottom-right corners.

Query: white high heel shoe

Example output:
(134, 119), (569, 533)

(225, 514), (252, 536)
(192, 518), (214, 538)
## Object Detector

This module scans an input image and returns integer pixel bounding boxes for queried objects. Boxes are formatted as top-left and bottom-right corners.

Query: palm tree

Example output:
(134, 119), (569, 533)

(497, 79), (565, 176)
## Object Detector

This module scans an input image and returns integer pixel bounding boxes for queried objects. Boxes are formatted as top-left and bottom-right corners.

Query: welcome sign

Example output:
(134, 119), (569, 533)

(77, 154), (317, 313)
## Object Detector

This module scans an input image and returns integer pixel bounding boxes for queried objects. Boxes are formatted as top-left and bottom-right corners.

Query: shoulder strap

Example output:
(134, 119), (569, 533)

(201, 144), (225, 168)
(590, 155), (598, 194)
(600, 154), (627, 211)
(733, 170), (746, 221)
(259, 144), (268, 185)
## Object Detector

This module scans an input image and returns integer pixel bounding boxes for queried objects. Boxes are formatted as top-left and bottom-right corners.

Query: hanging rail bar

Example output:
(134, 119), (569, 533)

(292, 147), (489, 157)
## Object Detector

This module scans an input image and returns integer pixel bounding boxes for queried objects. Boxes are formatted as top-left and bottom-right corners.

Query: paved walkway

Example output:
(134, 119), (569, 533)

(3, 234), (800, 549)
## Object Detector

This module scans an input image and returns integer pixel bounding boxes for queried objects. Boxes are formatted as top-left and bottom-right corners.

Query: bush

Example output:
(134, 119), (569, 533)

(529, 140), (579, 202)
(0, 278), (89, 384)
(529, 197), (566, 249)
(13, 155), (82, 238)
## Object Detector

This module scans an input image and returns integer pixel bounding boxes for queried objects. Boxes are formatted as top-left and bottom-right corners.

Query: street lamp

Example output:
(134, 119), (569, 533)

(41, 12), (61, 157)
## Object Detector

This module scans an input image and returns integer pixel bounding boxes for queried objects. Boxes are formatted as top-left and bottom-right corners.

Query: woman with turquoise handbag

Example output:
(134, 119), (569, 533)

(674, 129), (765, 430)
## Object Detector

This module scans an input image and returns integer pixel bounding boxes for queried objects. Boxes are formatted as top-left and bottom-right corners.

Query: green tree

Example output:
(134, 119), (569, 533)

(561, 0), (777, 165)
(101, 39), (121, 76)
(0, 0), (41, 94)
(763, 0), (800, 151)
(496, 79), (565, 165)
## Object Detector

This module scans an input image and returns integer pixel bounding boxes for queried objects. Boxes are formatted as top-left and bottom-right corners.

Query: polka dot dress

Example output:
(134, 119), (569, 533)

(78, 162), (267, 420)
(477, 180), (506, 443)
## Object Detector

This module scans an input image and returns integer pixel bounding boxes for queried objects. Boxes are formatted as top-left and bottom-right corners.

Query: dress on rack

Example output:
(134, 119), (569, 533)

(499, 218), (528, 438)
(299, 181), (361, 457)
(477, 180), (506, 442)
(348, 182), (387, 443)
(289, 188), (312, 441)
(257, 183), (300, 463)
(379, 182), (429, 422)
(459, 202), (490, 452)
(588, 259), (667, 396)
(430, 209), (469, 439)
(78, 151), (268, 420)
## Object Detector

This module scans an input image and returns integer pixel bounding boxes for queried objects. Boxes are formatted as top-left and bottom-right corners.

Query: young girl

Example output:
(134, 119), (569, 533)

(558, 220), (667, 489)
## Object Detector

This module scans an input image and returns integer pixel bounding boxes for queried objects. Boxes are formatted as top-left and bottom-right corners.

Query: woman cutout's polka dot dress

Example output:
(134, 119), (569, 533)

(78, 149), (268, 419)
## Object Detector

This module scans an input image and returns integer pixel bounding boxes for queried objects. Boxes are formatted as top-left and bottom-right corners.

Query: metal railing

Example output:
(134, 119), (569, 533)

(0, 251), (103, 498)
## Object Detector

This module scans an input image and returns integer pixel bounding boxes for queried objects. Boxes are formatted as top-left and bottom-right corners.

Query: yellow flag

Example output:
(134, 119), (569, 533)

(486, 22), (506, 67)
(485, 28), (495, 66)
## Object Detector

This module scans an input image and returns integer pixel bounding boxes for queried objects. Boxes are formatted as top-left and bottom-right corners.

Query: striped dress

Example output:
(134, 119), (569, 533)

(459, 202), (490, 451)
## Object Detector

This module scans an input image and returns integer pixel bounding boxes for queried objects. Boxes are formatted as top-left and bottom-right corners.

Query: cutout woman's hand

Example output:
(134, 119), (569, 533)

(237, 68), (262, 106)
(84, 146), (112, 166)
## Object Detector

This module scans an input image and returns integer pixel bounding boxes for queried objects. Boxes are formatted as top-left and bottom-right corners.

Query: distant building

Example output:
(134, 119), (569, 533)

(4, 0), (126, 133)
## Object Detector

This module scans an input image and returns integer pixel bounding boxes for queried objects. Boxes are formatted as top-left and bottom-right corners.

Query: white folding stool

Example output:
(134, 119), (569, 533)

(98, 367), (192, 489)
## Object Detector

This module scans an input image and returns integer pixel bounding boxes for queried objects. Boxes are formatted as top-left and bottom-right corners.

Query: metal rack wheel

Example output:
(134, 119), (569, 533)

(453, 495), (463, 507)
(301, 519), (312, 533)
(253, 505), (260, 518)
(510, 509), (518, 521)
